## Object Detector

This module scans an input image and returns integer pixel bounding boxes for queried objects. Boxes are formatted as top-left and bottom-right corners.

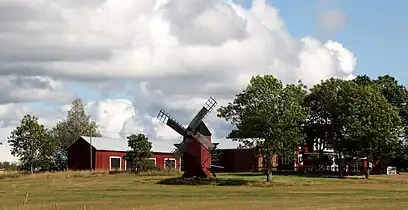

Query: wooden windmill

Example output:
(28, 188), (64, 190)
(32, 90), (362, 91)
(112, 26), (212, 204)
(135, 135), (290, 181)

(157, 97), (219, 178)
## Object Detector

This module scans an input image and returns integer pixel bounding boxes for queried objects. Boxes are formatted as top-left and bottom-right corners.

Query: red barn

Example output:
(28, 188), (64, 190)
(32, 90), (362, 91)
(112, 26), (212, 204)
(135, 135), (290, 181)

(67, 136), (180, 171)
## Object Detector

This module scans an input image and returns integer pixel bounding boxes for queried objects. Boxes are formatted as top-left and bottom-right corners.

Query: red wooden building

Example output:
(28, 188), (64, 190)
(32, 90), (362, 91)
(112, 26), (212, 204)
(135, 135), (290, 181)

(67, 136), (180, 171)
(214, 138), (376, 174)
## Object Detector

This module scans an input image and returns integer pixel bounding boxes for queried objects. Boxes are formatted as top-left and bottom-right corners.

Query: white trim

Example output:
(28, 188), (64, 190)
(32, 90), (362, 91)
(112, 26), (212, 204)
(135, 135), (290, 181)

(145, 158), (157, 166)
(282, 156), (290, 164)
(109, 156), (122, 170)
(124, 159), (127, 170)
(164, 158), (177, 169)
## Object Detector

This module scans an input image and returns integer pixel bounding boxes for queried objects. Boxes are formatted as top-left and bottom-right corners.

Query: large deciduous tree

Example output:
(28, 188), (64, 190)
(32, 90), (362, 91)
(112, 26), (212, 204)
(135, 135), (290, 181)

(124, 133), (153, 172)
(305, 78), (401, 178)
(217, 75), (308, 181)
(8, 114), (56, 173)
(51, 99), (102, 170)
(353, 75), (408, 139)
(353, 75), (407, 173)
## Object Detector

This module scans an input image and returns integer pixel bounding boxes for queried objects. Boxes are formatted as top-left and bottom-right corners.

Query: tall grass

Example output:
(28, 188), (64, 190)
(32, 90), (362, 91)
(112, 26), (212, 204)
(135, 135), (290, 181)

(0, 168), (182, 181)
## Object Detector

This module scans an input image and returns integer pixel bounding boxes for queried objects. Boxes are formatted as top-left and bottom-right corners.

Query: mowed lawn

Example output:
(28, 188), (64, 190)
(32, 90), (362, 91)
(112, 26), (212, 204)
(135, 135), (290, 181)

(1, 171), (408, 210)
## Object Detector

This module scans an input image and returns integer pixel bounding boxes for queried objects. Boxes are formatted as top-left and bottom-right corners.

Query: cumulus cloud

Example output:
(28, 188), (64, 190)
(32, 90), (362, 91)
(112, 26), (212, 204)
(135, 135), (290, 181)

(0, 0), (354, 83)
(0, 0), (357, 161)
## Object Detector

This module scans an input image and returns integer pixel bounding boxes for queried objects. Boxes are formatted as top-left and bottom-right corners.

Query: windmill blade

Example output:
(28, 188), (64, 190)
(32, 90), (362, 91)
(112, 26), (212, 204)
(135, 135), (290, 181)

(157, 109), (187, 136)
(187, 97), (218, 130)
(172, 138), (191, 158)
(172, 147), (184, 159)
(193, 132), (215, 151)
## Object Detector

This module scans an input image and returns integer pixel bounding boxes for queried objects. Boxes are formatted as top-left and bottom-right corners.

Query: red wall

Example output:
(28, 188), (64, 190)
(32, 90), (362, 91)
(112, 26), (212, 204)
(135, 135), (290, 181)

(152, 152), (181, 169)
(67, 138), (95, 170)
(216, 149), (264, 172)
(93, 151), (179, 171)
(95, 150), (127, 170)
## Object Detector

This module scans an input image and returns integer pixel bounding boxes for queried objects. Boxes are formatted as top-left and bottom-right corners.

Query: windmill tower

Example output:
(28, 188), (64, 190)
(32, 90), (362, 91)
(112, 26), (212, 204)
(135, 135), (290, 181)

(157, 97), (218, 178)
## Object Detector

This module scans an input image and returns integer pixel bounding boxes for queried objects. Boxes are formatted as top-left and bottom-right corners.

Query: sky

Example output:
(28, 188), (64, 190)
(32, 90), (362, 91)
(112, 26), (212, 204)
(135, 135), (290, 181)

(0, 0), (405, 162)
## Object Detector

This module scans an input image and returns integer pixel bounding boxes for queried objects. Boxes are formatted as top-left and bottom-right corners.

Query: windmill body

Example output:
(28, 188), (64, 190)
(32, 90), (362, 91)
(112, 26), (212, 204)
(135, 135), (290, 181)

(157, 97), (220, 178)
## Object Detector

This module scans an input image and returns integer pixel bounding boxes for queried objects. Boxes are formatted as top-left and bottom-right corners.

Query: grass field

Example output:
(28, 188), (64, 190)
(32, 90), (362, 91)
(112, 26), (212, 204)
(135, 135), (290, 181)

(1, 171), (408, 210)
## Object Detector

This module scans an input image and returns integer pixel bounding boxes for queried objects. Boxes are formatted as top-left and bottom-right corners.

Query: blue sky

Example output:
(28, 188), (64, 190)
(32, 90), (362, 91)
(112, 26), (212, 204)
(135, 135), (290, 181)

(239, 0), (407, 83)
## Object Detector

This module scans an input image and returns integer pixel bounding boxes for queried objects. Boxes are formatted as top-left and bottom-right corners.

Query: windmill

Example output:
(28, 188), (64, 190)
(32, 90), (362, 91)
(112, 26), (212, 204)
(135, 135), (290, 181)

(157, 97), (220, 178)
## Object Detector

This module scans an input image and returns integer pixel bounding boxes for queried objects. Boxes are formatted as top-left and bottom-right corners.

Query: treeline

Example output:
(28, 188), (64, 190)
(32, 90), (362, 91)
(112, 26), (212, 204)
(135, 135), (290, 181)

(2, 98), (157, 174)
(4, 99), (102, 173)
(0, 161), (19, 171)
(218, 74), (408, 180)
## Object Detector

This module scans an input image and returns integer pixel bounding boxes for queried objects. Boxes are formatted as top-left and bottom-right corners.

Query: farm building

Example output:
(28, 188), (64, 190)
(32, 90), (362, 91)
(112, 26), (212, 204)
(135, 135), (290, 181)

(66, 135), (265, 173)
(217, 138), (377, 174)
(67, 136), (180, 171)
(67, 135), (377, 174)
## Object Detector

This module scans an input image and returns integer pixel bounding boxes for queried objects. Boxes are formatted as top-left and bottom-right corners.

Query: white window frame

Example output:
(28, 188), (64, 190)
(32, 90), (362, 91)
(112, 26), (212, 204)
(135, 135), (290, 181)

(282, 156), (291, 165)
(109, 156), (122, 170)
(297, 154), (303, 166)
(164, 158), (176, 169)
(144, 158), (157, 166)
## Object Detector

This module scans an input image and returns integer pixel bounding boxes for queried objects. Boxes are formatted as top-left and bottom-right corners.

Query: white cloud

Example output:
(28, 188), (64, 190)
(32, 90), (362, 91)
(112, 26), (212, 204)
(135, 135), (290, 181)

(0, 0), (358, 161)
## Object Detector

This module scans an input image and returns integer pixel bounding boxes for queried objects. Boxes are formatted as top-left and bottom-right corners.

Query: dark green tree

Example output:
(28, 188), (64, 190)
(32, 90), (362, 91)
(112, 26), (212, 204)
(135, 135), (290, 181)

(8, 114), (56, 173)
(353, 74), (408, 139)
(217, 75), (308, 181)
(50, 98), (102, 170)
(353, 75), (406, 173)
(305, 78), (401, 178)
(124, 133), (153, 172)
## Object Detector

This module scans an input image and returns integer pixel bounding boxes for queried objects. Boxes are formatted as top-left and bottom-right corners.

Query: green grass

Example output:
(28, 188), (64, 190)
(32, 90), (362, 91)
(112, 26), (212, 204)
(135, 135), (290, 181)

(0, 171), (408, 210)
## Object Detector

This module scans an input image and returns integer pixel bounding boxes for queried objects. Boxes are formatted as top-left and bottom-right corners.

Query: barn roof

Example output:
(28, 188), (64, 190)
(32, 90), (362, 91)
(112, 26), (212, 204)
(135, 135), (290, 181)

(80, 136), (130, 152)
(75, 136), (244, 153)
(78, 136), (174, 153)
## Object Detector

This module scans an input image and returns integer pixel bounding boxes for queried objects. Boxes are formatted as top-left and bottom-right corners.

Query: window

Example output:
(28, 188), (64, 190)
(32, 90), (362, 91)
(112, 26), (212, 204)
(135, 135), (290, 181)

(164, 158), (176, 169)
(297, 154), (303, 165)
(144, 158), (156, 167)
(110, 156), (121, 170)
(282, 157), (291, 164)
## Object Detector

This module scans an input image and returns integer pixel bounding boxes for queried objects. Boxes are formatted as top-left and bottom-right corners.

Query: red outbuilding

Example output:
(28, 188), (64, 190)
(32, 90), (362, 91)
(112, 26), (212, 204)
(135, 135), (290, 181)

(67, 136), (180, 171)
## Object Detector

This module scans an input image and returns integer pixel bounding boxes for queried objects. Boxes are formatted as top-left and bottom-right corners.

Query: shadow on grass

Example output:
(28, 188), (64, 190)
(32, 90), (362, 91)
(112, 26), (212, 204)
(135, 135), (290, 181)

(157, 177), (254, 186)
(228, 171), (348, 179)
(231, 172), (264, 177)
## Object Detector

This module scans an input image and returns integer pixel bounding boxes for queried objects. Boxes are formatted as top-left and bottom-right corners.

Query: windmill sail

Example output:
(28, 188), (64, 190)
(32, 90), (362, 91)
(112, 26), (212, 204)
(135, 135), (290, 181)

(172, 137), (193, 158)
(172, 143), (186, 159)
(166, 118), (187, 136)
(157, 109), (187, 136)
(187, 97), (218, 130)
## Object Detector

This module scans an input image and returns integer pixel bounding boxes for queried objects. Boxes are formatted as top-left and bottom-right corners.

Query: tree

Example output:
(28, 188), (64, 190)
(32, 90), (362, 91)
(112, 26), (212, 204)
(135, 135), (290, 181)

(8, 114), (56, 173)
(51, 99), (102, 170)
(217, 75), (308, 181)
(305, 78), (401, 178)
(353, 75), (408, 139)
(353, 75), (406, 174)
(124, 133), (153, 172)
(0, 161), (19, 171)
